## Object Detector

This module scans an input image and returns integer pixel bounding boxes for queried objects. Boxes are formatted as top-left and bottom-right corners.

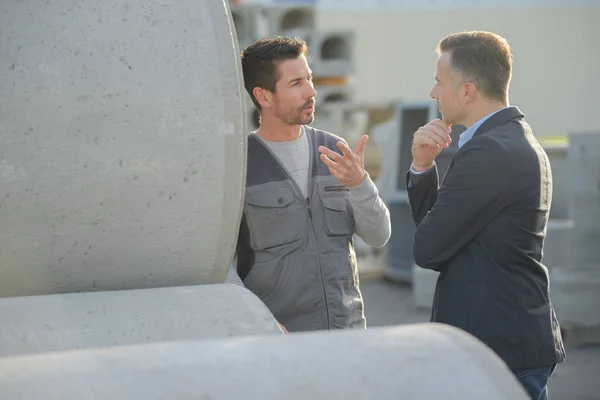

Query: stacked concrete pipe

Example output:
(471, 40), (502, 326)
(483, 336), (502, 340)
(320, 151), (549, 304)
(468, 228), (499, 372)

(0, 0), (528, 397)
(0, 324), (528, 399)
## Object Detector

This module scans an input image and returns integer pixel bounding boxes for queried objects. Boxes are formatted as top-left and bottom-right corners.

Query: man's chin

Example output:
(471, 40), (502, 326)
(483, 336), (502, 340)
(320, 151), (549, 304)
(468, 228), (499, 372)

(296, 116), (314, 125)
(439, 113), (452, 125)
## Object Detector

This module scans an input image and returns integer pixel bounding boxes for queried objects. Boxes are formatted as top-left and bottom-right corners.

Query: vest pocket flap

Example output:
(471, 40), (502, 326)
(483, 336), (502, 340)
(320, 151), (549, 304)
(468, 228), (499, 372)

(246, 189), (295, 208)
(321, 196), (347, 212)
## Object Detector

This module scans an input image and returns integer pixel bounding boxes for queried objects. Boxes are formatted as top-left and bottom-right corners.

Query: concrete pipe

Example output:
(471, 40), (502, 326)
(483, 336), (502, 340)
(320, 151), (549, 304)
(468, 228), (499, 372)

(321, 34), (352, 61)
(412, 264), (439, 310)
(315, 84), (354, 107)
(0, 324), (528, 400)
(282, 30), (354, 77)
(230, 5), (269, 48)
(0, 0), (246, 297)
(275, 7), (315, 32)
(0, 284), (282, 357)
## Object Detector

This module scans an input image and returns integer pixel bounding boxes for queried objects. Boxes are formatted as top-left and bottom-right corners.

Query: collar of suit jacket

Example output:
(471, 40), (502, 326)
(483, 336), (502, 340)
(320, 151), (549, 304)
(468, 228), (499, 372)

(473, 106), (524, 139)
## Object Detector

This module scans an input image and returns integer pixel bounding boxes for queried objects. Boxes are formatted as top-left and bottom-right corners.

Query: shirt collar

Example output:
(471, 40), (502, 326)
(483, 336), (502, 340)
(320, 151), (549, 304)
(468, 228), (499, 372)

(458, 106), (509, 148)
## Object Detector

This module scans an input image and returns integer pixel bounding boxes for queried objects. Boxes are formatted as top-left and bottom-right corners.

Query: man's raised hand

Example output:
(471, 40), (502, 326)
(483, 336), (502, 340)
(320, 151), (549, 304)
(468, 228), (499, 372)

(318, 135), (369, 188)
(411, 119), (452, 172)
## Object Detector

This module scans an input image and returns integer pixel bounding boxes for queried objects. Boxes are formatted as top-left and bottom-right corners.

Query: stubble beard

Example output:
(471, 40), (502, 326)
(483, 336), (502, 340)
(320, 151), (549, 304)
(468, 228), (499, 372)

(279, 106), (315, 126)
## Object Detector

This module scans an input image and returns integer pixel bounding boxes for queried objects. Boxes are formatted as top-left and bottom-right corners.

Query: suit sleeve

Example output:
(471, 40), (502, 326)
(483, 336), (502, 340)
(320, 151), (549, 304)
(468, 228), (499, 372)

(406, 165), (439, 223)
(410, 137), (511, 271)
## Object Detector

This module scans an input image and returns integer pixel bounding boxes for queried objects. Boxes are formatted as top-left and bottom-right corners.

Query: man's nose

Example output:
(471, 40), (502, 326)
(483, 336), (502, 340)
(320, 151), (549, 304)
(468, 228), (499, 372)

(429, 87), (436, 99)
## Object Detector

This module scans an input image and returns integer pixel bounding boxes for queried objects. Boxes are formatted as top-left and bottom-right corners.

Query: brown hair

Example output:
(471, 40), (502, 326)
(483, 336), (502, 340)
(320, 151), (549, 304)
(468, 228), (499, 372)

(437, 31), (512, 102)
(241, 36), (309, 110)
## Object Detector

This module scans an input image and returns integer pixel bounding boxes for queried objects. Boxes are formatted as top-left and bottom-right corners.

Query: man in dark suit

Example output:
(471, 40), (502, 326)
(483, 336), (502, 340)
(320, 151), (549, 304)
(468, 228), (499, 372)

(407, 31), (565, 400)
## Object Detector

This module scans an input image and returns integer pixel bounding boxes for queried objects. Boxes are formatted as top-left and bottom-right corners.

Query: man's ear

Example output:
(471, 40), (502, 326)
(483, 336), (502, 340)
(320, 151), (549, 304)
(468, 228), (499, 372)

(253, 87), (271, 110)
(463, 82), (477, 105)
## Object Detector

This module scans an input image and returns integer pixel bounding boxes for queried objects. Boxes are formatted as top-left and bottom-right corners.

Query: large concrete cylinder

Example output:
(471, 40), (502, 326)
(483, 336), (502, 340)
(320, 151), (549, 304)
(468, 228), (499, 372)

(0, 284), (281, 357)
(0, 324), (528, 400)
(0, 0), (246, 296)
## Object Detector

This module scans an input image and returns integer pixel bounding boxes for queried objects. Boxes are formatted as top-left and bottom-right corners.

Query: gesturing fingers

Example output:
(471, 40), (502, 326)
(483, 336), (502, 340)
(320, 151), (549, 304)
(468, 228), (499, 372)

(318, 146), (345, 181)
(319, 152), (340, 170)
(355, 135), (369, 158)
(335, 141), (354, 158)
(323, 162), (347, 182)
(318, 146), (343, 163)
(318, 142), (365, 187)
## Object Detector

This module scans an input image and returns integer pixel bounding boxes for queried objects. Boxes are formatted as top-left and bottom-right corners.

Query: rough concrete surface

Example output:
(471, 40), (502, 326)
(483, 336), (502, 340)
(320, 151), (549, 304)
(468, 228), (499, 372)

(0, 324), (528, 400)
(0, 284), (281, 357)
(361, 279), (600, 400)
(0, 0), (246, 296)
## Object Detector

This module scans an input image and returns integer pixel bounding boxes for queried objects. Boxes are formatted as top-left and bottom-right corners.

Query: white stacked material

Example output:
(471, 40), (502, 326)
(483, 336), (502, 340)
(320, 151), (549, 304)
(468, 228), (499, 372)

(0, 284), (282, 357)
(412, 264), (439, 310)
(231, 3), (315, 48)
(265, 4), (315, 33)
(283, 29), (355, 76)
(231, 4), (270, 48)
(0, 0), (247, 296)
(0, 324), (529, 400)
(315, 84), (355, 106)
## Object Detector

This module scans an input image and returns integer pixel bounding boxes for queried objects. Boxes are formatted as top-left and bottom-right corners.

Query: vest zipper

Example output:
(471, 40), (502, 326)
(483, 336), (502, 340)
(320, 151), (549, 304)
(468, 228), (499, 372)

(252, 132), (331, 329)
(305, 195), (330, 329)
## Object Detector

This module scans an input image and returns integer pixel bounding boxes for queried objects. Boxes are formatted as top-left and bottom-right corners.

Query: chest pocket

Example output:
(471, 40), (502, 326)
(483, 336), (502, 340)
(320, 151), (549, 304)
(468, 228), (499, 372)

(319, 184), (352, 237)
(245, 188), (303, 250)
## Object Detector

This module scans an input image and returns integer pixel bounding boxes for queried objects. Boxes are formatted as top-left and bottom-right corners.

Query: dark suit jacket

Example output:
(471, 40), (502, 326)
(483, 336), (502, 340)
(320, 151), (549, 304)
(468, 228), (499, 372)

(406, 107), (565, 369)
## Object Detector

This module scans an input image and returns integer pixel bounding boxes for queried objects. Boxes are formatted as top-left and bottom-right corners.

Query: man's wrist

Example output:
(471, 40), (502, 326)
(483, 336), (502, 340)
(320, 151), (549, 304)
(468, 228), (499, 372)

(348, 171), (367, 189)
(411, 162), (434, 173)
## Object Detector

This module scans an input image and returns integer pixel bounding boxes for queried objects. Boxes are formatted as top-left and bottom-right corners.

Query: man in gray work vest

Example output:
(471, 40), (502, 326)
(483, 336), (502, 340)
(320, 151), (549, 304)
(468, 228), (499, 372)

(234, 36), (391, 332)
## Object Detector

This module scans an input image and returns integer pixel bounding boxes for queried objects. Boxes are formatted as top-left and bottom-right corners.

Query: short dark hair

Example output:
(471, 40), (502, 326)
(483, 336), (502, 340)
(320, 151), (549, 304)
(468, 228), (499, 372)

(437, 31), (512, 102)
(241, 36), (309, 110)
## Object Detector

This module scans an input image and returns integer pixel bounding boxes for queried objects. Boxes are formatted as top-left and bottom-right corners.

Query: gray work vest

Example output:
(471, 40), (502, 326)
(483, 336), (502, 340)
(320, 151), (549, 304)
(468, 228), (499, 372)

(236, 126), (366, 332)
